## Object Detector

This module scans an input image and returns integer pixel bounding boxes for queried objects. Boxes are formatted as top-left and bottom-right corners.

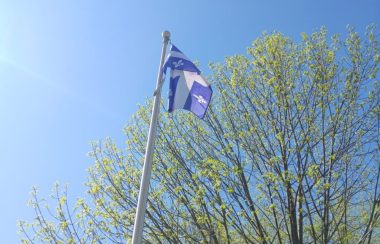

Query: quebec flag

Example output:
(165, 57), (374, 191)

(163, 45), (212, 119)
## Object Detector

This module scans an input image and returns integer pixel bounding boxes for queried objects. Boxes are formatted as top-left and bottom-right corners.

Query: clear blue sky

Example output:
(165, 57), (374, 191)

(0, 0), (379, 242)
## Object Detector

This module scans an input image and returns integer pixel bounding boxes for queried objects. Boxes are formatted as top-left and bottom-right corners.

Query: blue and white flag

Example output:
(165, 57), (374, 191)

(163, 45), (212, 119)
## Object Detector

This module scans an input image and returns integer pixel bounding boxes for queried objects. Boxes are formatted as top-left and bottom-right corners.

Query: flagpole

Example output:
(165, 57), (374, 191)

(131, 30), (170, 244)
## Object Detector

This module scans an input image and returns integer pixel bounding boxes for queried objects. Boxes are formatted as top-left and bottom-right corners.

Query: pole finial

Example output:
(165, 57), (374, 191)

(162, 30), (170, 42)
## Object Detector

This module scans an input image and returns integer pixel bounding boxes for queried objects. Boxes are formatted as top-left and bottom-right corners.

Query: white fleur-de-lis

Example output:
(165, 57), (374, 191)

(193, 94), (207, 104)
(173, 59), (184, 68)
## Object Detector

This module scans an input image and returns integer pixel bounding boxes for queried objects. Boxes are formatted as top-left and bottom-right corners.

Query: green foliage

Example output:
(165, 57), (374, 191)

(19, 26), (380, 243)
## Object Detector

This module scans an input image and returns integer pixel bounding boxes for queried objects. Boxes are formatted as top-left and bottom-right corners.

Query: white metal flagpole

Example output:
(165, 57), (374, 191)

(131, 30), (170, 244)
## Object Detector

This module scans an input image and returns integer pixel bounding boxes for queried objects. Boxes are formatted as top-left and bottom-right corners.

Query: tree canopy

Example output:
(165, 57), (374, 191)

(19, 26), (380, 244)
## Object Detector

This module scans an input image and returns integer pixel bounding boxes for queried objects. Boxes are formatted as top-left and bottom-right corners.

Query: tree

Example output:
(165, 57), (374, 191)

(19, 26), (380, 244)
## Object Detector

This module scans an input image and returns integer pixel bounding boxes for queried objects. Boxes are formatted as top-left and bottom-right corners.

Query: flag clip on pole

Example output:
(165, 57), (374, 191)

(131, 31), (170, 244)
